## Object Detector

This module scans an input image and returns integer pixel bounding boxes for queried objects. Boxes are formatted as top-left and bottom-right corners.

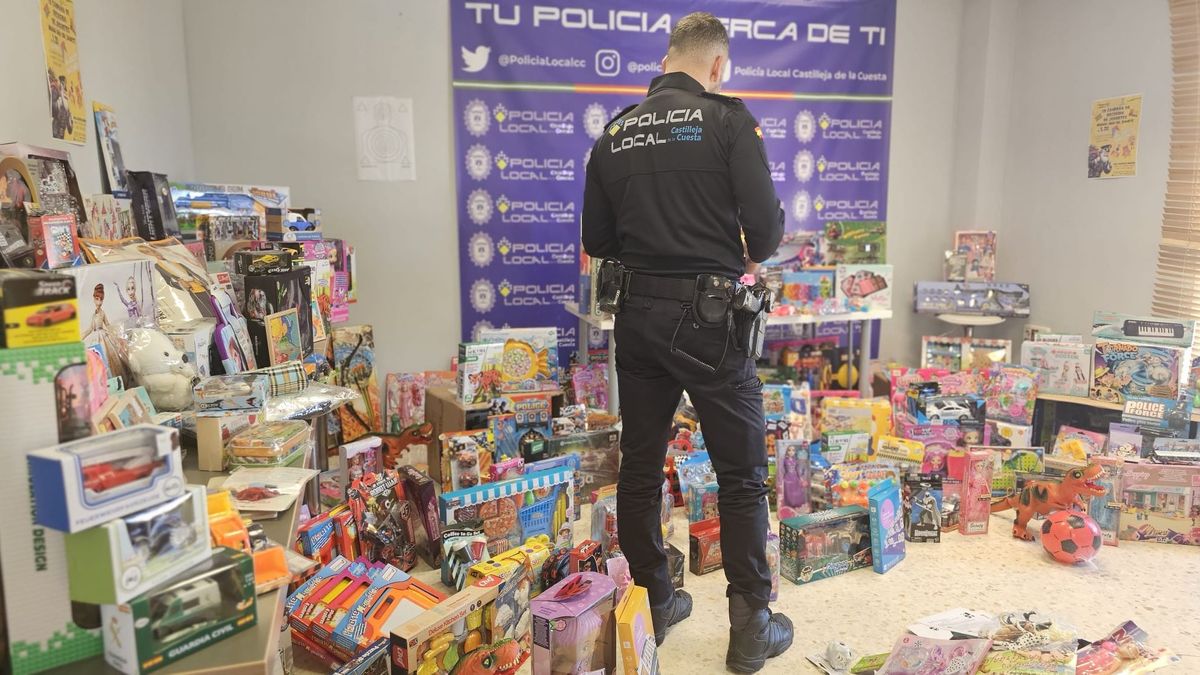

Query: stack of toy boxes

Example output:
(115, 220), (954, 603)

(1089, 311), (1196, 406)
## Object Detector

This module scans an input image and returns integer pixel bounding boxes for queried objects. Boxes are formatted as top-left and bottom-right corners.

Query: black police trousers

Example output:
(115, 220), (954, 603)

(614, 292), (772, 612)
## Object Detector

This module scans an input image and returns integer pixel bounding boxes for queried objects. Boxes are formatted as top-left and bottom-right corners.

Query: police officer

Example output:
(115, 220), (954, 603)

(581, 12), (791, 673)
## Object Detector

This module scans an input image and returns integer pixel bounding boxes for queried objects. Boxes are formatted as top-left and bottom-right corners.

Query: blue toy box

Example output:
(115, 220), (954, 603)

(867, 478), (905, 573)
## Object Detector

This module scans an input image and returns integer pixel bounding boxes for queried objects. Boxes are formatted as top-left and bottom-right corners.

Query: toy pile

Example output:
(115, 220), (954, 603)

(913, 229), (1031, 318)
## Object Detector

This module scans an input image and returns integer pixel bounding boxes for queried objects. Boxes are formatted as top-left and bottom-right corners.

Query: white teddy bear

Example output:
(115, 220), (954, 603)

(126, 327), (198, 411)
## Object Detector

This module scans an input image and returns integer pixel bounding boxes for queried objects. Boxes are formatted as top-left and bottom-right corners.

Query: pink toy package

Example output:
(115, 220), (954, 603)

(879, 634), (991, 674)
(960, 449), (994, 535)
(899, 423), (991, 477)
(531, 572), (618, 675)
(571, 363), (609, 411)
(889, 368), (951, 426)
(983, 364), (1040, 425)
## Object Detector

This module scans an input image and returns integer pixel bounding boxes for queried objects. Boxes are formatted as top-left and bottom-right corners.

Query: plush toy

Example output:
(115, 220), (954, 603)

(126, 327), (198, 411)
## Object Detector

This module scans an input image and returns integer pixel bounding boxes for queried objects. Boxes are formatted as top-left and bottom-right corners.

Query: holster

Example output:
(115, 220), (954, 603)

(596, 259), (629, 314)
(732, 282), (773, 360)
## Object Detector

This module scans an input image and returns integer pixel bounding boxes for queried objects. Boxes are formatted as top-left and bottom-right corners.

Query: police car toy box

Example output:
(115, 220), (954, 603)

(101, 546), (256, 675)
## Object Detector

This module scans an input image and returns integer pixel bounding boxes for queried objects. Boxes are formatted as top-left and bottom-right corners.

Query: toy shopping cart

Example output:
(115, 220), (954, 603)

(520, 496), (555, 541)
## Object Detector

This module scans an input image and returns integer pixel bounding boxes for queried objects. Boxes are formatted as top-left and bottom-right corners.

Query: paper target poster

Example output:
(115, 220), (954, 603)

(354, 96), (416, 181)
(40, 0), (87, 144)
(1088, 94), (1141, 178)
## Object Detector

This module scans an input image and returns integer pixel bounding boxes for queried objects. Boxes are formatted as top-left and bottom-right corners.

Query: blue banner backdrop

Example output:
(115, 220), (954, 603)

(450, 0), (897, 360)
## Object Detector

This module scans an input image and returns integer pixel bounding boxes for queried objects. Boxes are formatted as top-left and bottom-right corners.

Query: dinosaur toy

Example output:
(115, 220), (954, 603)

(449, 638), (523, 674)
(990, 463), (1107, 540)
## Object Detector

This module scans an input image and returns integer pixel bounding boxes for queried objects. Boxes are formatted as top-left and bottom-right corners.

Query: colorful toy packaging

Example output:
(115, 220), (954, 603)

(686, 481), (720, 523)
(983, 419), (1033, 448)
(874, 435), (925, 471)
(988, 446), (1046, 496)
(531, 572), (617, 674)
(439, 523), (489, 591)
(982, 363), (1039, 424)
(780, 505), (872, 585)
(954, 229), (996, 282)
(1118, 463), (1200, 546)
(101, 547), (256, 675)
(614, 584), (659, 675)
(547, 428), (620, 495)
(766, 532), (780, 602)
(1090, 310), (1198, 347)
(505, 392), (554, 462)
(905, 390), (987, 427)
(29, 424), (185, 533)
(912, 281), (1030, 317)
(903, 473), (943, 543)
(1021, 340), (1091, 397)
(479, 326), (560, 393)
(823, 432), (871, 464)
(438, 429), (492, 492)
(349, 470), (420, 571)
(776, 439), (812, 519)
(823, 220), (886, 264)
(898, 423), (987, 476)
(1091, 339), (1187, 404)
(780, 268), (838, 314)
(225, 419), (309, 468)
(456, 341), (503, 405)
(1088, 456), (1124, 546)
(193, 374), (268, 416)
(469, 537), (554, 593)
(878, 634), (991, 675)
(1051, 425), (1107, 464)
(836, 263), (893, 313)
(385, 372), (427, 433)
(65, 485), (211, 605)
(688, 519), (723, 575)
(439, 467), (575, 557)
(867, 478), (905, 573)
(0, 270), (80, 349)
(959, 450), (994, 535)
(824, 463), (901, 509)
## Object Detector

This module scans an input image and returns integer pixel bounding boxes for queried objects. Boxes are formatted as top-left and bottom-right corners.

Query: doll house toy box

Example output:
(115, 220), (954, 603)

(29, 424), (185, 533)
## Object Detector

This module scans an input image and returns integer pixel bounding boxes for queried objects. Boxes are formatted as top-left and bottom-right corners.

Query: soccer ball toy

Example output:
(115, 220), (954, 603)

(1041, 510), (1102, 564)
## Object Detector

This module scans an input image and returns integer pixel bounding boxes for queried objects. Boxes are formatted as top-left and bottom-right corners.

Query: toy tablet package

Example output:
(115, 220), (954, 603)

(780, 505), (872, 585)
(1091, 339), (1187, 404)
(867, 478), (905, 573)
(836, 264), (893, 313)
(1021, 340), (1091, 397)
(531, 572), (617, 674)
(776, 439), (812, 520)
(1119, 464), (1200, 546)
(478, 326), (560, 393)
(954, 229), (996, 282)
(959, 449), (994, 535)
(903, 473), (943, 543)
(615, 584), (659, 675)
(225, 419), (309, 467)
(440, 467), (575, 557)
(983, 363), (1039, 424)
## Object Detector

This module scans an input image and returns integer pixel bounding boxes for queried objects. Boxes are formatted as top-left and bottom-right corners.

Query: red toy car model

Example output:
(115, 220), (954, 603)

(26, 303), (76, 327)
(82, 459), (165, 493)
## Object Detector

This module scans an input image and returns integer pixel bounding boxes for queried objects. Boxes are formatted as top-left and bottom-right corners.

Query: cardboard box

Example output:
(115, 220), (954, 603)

(424, 385), (497, 486)
(1091, 339), (1188, 405)
(1021, 340), (1092, 398)
(194, 412), (258, 471)
(477, 326), (560, 393)
(439, 467), (575, 556)
(243, 267), (313, 361)
(456, 342), (503, 405)
(780, 506), (871, 585)
(547, 428), (619, 494)
(688, 519), (723, 575)
(126, 171), (181, 241)
(0, 269), (79, 348)
(101, 547), (256, 674)
(615, 585), (659, 675)
(29, 424), (185, 533)
(1119, 464), (1200, 546)
(193, 373), (268, 416)
(234, 248), (294, 276)
(666, 543), (685, 589)
(836, 264), (893, 313)
(65, 485), (212, 605)
(867, 479), (905, 573)
(1091, 310), (1199, 349)
(531, 572), (617, 674)
(166, 319), (216, 379)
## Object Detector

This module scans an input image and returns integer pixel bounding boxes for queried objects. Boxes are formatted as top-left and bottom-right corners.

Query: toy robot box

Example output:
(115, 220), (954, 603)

(1090, 339), (1188, 405)
(780, 505), (872, 585)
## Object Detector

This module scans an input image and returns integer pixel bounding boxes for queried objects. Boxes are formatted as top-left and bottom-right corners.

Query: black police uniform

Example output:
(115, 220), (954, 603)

(581, 71), (784, 613)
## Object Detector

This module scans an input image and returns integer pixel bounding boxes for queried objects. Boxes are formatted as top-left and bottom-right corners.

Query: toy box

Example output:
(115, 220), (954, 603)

(242, 266), (314, 361)
(780, 505), (872, 585)
(888, 367), (955, 424)
(906, 392), (986, 427)
(333, 565), (445, 657)
(875, 435), (926, 469)
(193, 374), (267, 416)
(65, 485), (211, 605)
(386, 372), (427, 433)
(0, 269), (79, 348)
(29, 424), (185, 533)
(439, 429), (492, 492)
(913, 281), (1031, 317)
(666, 543), (685, 589)
(824, 463), (901, 508)
(836, 264), (893, 313)
(569, 539), (603, 575)
(338, 436), (384, 494)
(984, 419), (1033, 448)
(921, 336), (965, 370)
(686, 481), (720, 523)
(982, 363), (1038, 425)
(194, 411), (257, 471)
(776, 439), (812, 519)
(780, 268), (838, 314)
(1088, 456), (1124, 546)
(1051, 425), (1106, 464)
(688, 519), (723, 575)
(899, 422), (989, 474)
(399, 465), (443, 567)
(127, 171), (181, 241)
(954, 230), (996, 282)
(823, 396), (892, 441)
(960, 450), (994, 535)
(350, 470), (421, 571)
(1119, 464), (1200, 546)
(1021, 341), (1091, 397)
(505, 391), (554, 461)
(819, 401), (874, 437)
(331, 638), (389, 675)
(233, 248), (294, 276)
(903, 473), (943, 543)
(456, 341), (503, 405)
(531, 571), (617, 674)
(987, 446), (1046, 495)
(1091, 339), (1188, 404)
(225, 420), (309, 468)
(823, 432), (871, 464)
(439, 467), (575, 557)
(439, 521), (489, 590)
(526, 454), (583, 521)
(823, 221), (886, 264)
(547, 428), (619, 495)
(1091, 310), (1199, 348)
(478, 326), (560, 393)
(390, 565), (531, 674)
(1107, 423), (1144, 460)
(867, 478), (905, 573)
(615, 584), (659, 674)
(100, 546), (256, 674)
(165, 319), (215, 378)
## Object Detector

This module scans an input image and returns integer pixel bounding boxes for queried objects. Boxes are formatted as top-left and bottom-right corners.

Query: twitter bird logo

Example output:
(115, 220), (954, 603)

(462, 45), (491, 73)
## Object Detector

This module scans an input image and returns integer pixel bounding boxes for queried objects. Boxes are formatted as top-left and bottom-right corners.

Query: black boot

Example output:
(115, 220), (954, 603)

(726, 594), (793, 673)
(651, 589), (693, 646)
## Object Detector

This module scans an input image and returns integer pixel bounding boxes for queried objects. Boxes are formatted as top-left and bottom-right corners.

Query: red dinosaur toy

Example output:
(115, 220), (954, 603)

(991, 463), (1107, 540)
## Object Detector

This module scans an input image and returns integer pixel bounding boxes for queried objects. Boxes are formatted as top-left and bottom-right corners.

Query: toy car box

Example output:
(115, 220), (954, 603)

(547, 428), (620, 495)
(478, 326), (560, 393)
(688, 519), (723, 575)
(438, 467), (575, 557)
(193, 373), (268, 416)
(1091, 339), (1188, 405)
(0, 269), (79, 348)
(906, 391), (986, 426)
(867, 478), (905, 573)
(615, 584), (659, 674)
(233, 248), (294, 276)
(390, 565), (531, 674)
(65, 485), (211, 605)
(780, 505), (872, 585)
(531, 571), (618, 675)
(29, 424), (186, 533)
(100, 546), (256, 674)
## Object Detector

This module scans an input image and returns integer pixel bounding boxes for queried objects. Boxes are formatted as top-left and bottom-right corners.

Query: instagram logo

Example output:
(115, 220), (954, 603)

(595, 49), (620, 77)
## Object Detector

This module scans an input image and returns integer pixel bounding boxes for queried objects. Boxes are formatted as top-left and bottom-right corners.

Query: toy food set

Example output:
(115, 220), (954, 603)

(877, 634), (991, 675)
(526, 453), (583, 520)
(953, 229), (996, 282)
(478, 326), (559, 393)
(823, 432), (871, 464)
(867, 478), (905, 573)
(1091, 310), (1198, 348)
(1091, 339), (1187, 404)
(29, 424), (185, 533)
(531, 572), (618, 674)
(399, 465), (443, 567)
(1119, 463), (1200, 546)
(912, 281), (1031, 317)
(100, 546), (256, 675)
(0, 269), (79, 348)
(959, 449), (994, 535)
(65, 484), (211, 605)
(439, 466), (575, 557)
(389, 565), (531, 675)
(439, 429), (492, 492)
(984, 419), (1033, 448)
(193, 373), (268, 416)
(780, 505), (872, 586)
(776, 439), (812, 519)
(225, 419), (309, 467)
(982, 363), (1039, 425)
(903, 473), (943, 543)
(824, 463), (901, 508)
(349, 470), (420, 571)
(547, 427), (620, 495)
(456, 341), (503, 405)
(505, 391), (554, 462)
(836, 264), (893, 312)
(233, 248), (294, 276)
(823, 220), (886, 264)
(439, 522), (489, 590)
(614, 584), (659, 675)
(781, 268), (838, 314)
(1021, 340), (1091, 397)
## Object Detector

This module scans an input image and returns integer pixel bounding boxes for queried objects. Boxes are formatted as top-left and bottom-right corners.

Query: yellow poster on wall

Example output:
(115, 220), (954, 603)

(1088, 94), (1141, 179)
(40, 0), (86, 144)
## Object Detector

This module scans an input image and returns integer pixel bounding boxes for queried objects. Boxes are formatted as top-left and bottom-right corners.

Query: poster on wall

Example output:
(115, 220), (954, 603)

(450, 0), (896, 361)
(39, 0), (87, 144)
(92, 102), (128, 197)
(354, 96), (416, 181)
(1088, 94), (1141, 179)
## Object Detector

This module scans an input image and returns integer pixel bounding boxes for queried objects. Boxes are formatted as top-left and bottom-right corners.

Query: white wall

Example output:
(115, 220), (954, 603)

(182, 0), (458, 377)
(0, 0), (194, 195)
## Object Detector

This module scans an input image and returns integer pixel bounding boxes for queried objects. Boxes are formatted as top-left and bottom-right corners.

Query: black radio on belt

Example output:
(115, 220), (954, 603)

(733, 281), (773, 360)
(596, 259), (629, 314)
(692, 275), (735, 328)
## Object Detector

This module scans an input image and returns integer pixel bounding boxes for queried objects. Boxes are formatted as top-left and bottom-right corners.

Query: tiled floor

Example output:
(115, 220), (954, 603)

(295, 507), (1200, 673)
